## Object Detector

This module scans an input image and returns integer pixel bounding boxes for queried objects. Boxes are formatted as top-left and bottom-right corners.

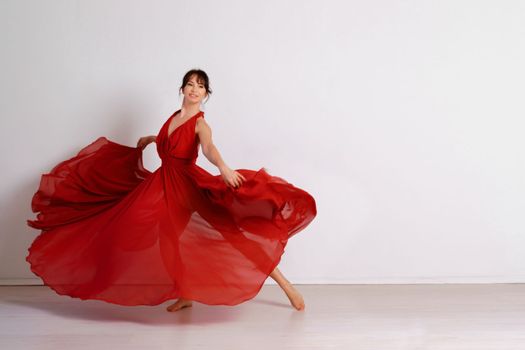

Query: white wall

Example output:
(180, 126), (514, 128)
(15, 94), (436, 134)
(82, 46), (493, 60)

(1, 0), (524, 284)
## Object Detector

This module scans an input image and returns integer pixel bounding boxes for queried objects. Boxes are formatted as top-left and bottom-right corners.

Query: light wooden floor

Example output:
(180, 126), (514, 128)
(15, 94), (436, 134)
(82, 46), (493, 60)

(1, 284), (525, 349)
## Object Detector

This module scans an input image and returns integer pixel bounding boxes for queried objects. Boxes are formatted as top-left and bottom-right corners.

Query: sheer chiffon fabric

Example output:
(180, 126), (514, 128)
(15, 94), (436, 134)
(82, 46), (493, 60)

(26, 110), (317, 306)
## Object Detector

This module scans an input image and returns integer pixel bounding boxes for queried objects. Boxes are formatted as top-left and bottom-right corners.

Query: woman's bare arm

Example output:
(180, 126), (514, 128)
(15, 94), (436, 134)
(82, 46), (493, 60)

(196, 118), (246, 187)
(196, 118), (228, 169)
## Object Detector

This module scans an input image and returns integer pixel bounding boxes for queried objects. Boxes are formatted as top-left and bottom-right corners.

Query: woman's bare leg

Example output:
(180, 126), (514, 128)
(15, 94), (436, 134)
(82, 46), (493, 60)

(166, 267), (304, 312)
(269, 266), (305, 311)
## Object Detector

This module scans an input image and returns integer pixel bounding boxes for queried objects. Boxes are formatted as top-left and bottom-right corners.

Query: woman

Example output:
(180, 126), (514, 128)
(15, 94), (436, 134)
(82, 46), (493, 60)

(27, 69), (317, 313)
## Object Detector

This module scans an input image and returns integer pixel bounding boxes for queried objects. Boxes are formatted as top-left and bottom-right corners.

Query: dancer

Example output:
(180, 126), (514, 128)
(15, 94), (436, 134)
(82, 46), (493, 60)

(27, 69), (317, 312)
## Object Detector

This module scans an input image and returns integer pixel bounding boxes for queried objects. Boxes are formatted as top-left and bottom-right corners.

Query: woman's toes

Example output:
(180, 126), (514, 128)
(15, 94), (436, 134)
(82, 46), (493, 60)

(166, 299), (193, 312)
(286, 287), (305, 311)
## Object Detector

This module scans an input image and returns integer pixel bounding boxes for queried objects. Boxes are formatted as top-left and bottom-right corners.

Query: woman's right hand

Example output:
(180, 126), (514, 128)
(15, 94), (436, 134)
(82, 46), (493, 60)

(137, 135), (156, 150)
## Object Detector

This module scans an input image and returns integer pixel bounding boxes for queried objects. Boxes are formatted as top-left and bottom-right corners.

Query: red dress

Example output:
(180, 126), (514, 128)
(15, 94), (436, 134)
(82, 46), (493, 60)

(26, 109), (317, 306)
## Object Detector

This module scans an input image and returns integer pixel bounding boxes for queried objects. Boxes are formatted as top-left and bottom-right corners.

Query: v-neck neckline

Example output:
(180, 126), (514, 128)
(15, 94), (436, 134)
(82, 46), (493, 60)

(166, 109), (203, 139)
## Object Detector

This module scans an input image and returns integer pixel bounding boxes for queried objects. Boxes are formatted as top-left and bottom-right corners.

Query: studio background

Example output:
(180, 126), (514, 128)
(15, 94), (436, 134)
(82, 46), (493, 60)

(1, 0), (524, 285)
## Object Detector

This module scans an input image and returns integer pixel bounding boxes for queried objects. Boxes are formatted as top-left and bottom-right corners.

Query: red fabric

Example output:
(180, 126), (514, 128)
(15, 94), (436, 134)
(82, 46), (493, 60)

(26, 110), (317, 306)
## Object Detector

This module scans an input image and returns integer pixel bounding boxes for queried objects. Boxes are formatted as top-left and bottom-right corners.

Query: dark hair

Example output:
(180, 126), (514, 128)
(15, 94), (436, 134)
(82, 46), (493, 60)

(179, 69), (212, 104)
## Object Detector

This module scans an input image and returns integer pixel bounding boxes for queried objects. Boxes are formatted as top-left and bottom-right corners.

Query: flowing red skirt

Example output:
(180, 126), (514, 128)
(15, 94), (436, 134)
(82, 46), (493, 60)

(26, 137), (316, 306)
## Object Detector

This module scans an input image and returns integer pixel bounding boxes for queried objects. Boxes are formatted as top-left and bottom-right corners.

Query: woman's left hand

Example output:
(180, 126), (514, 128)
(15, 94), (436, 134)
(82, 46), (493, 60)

(137, 135), (156, 150)
(219, 166), (247, 189)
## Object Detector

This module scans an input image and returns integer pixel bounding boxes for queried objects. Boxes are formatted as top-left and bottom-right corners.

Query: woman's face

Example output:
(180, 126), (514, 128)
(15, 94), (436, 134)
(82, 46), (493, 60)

(183, 75), (207, 104)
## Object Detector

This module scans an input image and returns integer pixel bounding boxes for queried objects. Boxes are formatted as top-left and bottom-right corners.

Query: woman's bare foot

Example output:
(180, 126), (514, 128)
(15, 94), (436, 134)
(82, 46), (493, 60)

(166, 298), (193, 312)
(269, 266), (306, 311)
(284, 284), (305, 311)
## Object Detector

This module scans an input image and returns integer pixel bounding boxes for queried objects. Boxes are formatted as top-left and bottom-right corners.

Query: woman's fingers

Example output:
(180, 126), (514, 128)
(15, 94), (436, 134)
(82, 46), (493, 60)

(137, 137), (152, 149)
(231, 171), (245, 188)
(223, 170), (247, 189)
(231, 175), (239, 188)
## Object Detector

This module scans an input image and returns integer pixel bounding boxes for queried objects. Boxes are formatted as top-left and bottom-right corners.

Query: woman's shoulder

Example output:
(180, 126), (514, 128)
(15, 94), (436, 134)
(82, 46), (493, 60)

(196, 113), (206, 123)
(195, 113), (209, 133)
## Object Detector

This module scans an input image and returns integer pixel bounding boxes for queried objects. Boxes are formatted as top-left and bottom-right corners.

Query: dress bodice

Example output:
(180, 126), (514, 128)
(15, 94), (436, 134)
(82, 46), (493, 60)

(156, 110), (204, 166)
